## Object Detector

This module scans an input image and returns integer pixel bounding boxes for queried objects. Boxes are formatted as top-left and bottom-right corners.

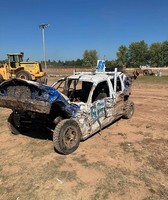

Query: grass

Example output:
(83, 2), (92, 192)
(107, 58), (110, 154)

(89, 137), (168, 200)
(140, 138), (168, 175)
(134, 75), (168, 85)
(90, 167), (135, 200)
(72, 154), (107, 171)
(136, 166), (168, 200)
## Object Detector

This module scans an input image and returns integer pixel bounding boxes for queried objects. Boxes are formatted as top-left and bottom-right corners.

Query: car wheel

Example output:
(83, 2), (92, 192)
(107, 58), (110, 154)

(53, 119), (81, 155)
(123, 100), (134, 119)
(8, 112), (20, 135)
(143, 70), (149, 76)
(0, 74), (3, 84)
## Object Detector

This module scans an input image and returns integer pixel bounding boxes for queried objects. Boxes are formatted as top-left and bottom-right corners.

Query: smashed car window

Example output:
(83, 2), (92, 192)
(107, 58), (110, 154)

(52, 78), (93, 103)
(67, 79), (93, 103)
(92, 81), (109, 102)
(110, 77), (122, 92)
(53, 79), (66, 94)
(80, 81), (92, 102)
(116, 77), (122, 92)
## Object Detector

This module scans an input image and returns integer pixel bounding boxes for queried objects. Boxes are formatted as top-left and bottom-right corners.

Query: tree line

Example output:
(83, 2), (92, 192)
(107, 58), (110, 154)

(45, 50), (99, 68)
(1, 40), (168, 69)
(46, 40), (168, 69)
(116, 40), (168, 68)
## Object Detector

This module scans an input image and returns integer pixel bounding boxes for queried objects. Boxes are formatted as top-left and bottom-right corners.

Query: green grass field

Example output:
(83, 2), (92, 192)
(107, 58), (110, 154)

(135, 75), (168, 85)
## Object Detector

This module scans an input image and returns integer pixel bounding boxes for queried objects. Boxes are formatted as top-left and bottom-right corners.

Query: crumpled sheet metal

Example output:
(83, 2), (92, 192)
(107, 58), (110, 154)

(0, 78), (80, 116)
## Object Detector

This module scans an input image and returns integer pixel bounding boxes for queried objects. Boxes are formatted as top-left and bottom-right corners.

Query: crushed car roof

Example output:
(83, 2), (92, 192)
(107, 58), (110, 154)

(68, 71), (122, 84)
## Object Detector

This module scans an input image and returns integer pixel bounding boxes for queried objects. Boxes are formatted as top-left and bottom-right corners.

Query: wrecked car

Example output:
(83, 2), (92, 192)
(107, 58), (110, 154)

(0, 69), (134, 155)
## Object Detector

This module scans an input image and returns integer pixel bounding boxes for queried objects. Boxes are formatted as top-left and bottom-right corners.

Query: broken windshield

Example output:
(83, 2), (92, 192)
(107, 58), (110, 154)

(52, 78), (93, 103)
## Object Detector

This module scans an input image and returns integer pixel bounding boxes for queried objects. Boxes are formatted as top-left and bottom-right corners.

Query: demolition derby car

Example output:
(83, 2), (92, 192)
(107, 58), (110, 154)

(0, 69), (134, 155)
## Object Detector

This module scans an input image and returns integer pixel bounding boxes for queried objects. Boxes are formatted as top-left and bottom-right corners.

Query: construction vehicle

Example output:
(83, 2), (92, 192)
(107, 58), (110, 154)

(0, 52), (47, 83)
(139, 65), (155, 76)
(125, 66), (155, 79)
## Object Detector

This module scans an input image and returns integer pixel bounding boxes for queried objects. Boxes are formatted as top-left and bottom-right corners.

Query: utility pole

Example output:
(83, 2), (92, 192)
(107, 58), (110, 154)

(39, 24), (49, 70)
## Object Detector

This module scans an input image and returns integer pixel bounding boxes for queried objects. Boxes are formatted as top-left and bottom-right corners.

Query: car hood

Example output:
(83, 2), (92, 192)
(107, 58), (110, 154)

(0, 78), (80, 116)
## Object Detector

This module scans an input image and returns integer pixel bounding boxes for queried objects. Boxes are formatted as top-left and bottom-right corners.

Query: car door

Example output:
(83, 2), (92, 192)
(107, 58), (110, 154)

(90, 80), (111, 131)
(107, 76), (124, 119)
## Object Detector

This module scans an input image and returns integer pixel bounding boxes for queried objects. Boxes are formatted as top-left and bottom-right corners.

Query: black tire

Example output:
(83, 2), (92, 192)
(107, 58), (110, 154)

(53, 119), (81, 155)
(16, 70), (32, 80)
(143, 70), (149, 76)
(123, 100), (134, 119)
(8, 112), (20, 135)
(0, 74), (3, 84)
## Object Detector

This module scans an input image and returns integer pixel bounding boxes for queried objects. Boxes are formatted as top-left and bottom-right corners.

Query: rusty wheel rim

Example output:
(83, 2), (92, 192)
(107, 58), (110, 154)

(19, 75), (27, 79)
(63, 126), (78, 149)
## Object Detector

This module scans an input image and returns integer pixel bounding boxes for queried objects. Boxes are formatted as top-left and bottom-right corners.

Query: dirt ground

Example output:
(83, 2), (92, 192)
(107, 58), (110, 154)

(0, 76), (168, 200)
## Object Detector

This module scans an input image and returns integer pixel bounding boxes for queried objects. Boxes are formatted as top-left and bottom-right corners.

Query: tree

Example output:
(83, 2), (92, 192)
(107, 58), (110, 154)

(76, 59), (83, 67)
(162, 40), (168, 67)
(127, 40), (149, 67)
(116, 45), (128, 67)
(82, 50), (99, 67)
(149, 43), (162, 67)
(105, 60), (117, 71)
(58, 60), (64, 66)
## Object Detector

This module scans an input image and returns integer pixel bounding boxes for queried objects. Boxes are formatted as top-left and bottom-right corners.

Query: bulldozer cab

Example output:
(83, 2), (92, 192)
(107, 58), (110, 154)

(7, 52), (24, 68)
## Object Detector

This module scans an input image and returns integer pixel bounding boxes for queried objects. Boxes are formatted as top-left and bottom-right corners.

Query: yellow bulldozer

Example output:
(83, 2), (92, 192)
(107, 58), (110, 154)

(0, 52), (47, 83)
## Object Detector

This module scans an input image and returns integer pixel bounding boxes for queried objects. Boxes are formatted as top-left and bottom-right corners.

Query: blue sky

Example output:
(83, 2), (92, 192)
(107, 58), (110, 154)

(0, 0), (168, 61)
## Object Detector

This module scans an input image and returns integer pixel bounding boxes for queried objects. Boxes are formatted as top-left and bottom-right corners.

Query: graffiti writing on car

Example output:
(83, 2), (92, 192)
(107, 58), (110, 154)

(91, 101), (105, 121)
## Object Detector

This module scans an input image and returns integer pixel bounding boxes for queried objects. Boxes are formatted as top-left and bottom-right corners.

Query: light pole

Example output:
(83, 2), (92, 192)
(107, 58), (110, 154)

(39, 24), (49, 70)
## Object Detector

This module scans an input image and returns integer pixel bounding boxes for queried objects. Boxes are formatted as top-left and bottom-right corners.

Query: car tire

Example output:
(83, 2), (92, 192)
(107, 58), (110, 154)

(123, 100), (134, 119)
(143, 70), (149, 76)
(0, 74), (3, 84)
(53, 119), (81, 155)
(16, 70), (32, 80)
(8, 112), (20, 135)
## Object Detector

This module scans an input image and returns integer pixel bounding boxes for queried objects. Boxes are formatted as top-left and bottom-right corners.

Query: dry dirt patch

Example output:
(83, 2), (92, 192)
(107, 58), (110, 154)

(0, 76), (168, 200)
